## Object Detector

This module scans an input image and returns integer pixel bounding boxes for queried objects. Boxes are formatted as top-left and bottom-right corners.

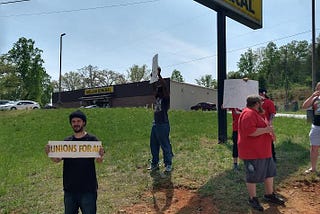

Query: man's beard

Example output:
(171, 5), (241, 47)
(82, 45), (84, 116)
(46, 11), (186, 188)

(72, 125), (84, 133)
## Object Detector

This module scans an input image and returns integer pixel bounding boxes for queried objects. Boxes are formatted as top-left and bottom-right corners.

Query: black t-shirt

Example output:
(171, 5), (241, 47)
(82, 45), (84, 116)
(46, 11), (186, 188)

(63, 133), (98, 193)
(153, 96), (170, 124)
(312, 97), (320, 126)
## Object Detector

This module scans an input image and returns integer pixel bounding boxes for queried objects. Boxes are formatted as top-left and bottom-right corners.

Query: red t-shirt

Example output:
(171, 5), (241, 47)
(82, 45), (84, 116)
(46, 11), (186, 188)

(231, 108), (242, 131)
(238, 107), (272, 159)
(262, 98), (276, 123)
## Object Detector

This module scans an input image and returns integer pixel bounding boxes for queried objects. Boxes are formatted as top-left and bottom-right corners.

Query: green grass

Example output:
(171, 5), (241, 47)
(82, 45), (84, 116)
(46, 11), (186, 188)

(0, 108), (314, 213)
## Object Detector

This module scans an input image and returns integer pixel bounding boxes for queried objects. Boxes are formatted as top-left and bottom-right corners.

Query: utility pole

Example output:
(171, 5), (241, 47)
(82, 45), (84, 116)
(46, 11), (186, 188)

(312, 0), (316, 89)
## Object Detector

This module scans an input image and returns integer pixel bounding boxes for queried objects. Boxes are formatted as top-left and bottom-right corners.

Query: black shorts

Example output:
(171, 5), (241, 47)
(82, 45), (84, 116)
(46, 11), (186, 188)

(243, 158), (276, 183)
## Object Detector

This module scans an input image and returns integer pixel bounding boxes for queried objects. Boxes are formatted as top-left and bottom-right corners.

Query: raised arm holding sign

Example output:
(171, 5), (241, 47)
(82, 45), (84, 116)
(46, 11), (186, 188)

(150, 54), (159, 84)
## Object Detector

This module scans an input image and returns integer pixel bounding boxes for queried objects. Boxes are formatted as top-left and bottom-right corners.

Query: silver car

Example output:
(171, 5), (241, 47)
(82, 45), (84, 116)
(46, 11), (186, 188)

(2, 100), (40, 110)
(0, 100), (14, 110)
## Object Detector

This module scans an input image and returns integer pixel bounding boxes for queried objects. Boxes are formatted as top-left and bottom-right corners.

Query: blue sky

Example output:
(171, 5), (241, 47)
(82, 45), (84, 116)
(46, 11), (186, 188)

(0, 0), (319, 84)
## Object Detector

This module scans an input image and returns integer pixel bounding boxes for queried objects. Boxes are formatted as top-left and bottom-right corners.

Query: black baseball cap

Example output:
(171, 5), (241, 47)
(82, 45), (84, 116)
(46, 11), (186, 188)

(69, 110), (87, 124)
(259, 88), (267, 94)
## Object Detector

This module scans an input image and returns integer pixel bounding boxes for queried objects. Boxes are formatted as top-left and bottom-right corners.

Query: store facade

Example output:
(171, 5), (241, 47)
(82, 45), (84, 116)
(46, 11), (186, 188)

(52, 79), (217, 110)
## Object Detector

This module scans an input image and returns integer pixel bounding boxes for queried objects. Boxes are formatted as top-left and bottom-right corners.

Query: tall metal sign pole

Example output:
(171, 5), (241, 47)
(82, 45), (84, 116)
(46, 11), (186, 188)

(193, 0), (262, 143)
(217, 10), (227, 143)
(312, 0), (316, 89)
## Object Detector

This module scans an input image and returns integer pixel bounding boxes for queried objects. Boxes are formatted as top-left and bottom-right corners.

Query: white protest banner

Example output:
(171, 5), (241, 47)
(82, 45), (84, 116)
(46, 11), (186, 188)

(223, 79), (258, 109)
(48, 141), (102, 158)
(150, 54), (158, 84)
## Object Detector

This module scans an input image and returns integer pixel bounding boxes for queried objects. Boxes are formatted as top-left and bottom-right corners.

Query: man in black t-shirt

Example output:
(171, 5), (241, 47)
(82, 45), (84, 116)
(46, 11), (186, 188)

(148, 67), (173, 172)
(45, 110), (104, 214)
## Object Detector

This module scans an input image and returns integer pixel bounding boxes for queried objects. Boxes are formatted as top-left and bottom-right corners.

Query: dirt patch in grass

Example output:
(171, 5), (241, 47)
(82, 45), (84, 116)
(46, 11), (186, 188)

(118, 173), (320, 214)
(275, 179), (320, 214)
(118, 188), (218, 214)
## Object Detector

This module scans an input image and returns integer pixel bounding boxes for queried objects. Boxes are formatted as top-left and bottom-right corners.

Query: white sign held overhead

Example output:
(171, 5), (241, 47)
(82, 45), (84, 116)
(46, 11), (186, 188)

(223, 79), (258, 109)
(150, 54), (159, 84)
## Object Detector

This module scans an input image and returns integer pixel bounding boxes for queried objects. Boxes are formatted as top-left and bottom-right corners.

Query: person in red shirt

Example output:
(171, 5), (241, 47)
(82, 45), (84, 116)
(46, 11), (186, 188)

(238, 95), (284, 211)
(259, 88), (277, 162)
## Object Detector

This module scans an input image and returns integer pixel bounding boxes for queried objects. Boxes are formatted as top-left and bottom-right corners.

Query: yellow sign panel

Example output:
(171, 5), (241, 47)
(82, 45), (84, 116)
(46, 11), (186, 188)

(194, 0), (262, 29)
(84, 86), (114, 95)
(223, 0), (261, 23)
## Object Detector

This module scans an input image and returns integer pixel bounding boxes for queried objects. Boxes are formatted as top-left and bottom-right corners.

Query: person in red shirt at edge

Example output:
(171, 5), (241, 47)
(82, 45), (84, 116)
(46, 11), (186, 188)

(238, 95), (284, 212)
(259, 88), (277, 162)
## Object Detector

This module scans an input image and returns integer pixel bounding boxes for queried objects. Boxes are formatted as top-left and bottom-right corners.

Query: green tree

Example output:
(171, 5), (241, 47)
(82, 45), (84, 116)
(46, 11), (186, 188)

(101, 69), (126, 85)
(62, 71), (83, 91)
(3, 37), (51, 104)
(195, 74), (217, 88)
(78, 65), (101, 88)
(41, 73), (53, 106)
(285, 40), (309, 85)
(127, 64), (150, 82)
(0, 56), (21, 99)
(61, 66), (127, 91)
(257, 42), (281, 89)
(171, 69), (184, 82)
(237, 48), (259, 80)
(227, 70), (244, 79)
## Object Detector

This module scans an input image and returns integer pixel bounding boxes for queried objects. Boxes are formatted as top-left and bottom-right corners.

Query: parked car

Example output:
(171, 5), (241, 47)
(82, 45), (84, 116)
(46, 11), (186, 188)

(190, 102), (217, 111)
(84, 105), (99, 109)
(2, 100), (40, 110)
(0, 100), (10, 105)
(0, 100), (14, 110)
(44, 103), (57, 109)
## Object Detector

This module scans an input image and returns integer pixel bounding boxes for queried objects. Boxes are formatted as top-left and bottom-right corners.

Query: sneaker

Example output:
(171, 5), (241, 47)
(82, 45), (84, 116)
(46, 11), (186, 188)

(304, 168), (316, 174)
(248, 197), (264, 211)
(165, 165), (172, 172)
(147, 164), (159, 171)
(263, 192), (285, 205)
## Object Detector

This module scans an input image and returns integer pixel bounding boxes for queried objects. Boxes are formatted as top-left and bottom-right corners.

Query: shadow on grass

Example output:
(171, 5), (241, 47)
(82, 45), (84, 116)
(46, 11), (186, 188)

(150, 170), (174, 213)
(175, 138), (309, 213)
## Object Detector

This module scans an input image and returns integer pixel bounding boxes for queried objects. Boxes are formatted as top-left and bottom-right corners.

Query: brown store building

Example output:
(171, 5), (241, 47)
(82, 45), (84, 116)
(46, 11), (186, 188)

(52, 78), (217, 110)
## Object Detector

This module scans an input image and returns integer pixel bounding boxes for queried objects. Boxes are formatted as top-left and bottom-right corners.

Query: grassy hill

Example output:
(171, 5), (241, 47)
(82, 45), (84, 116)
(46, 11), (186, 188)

(0, 108), (312, 213)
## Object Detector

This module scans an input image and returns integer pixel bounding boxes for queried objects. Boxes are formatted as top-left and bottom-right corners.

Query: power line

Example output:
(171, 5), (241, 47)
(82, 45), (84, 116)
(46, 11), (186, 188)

(112, 28), (318, 73)
(0, 0), (160, 17)
(0, 0), (30, 5)
(164, 29), (317, 69)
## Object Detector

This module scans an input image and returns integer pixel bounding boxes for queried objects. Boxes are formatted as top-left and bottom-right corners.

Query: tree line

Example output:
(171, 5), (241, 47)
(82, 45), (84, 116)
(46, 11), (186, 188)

(0, 36), (319, 106)
(229, 37), (320, 90)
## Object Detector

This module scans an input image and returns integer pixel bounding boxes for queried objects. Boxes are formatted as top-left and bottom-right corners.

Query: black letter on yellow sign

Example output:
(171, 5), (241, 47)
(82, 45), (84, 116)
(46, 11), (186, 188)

(231, 0), (255, 15)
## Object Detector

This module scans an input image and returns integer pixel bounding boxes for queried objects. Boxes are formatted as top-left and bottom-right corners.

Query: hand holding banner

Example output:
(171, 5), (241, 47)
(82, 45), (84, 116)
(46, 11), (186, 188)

(47, 141), (102, 158)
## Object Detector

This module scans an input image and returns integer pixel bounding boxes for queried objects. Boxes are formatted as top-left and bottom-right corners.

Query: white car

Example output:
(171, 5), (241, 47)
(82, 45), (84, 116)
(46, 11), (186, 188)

(0, 100), (14, 110)
(2, 100), (40, 110)
(84, 105), (99, 109)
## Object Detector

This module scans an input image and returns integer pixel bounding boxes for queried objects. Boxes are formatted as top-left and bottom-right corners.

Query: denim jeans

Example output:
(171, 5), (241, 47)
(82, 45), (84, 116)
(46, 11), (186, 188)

(150, 123), (173, 166)
(64, 191), (97, 214)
